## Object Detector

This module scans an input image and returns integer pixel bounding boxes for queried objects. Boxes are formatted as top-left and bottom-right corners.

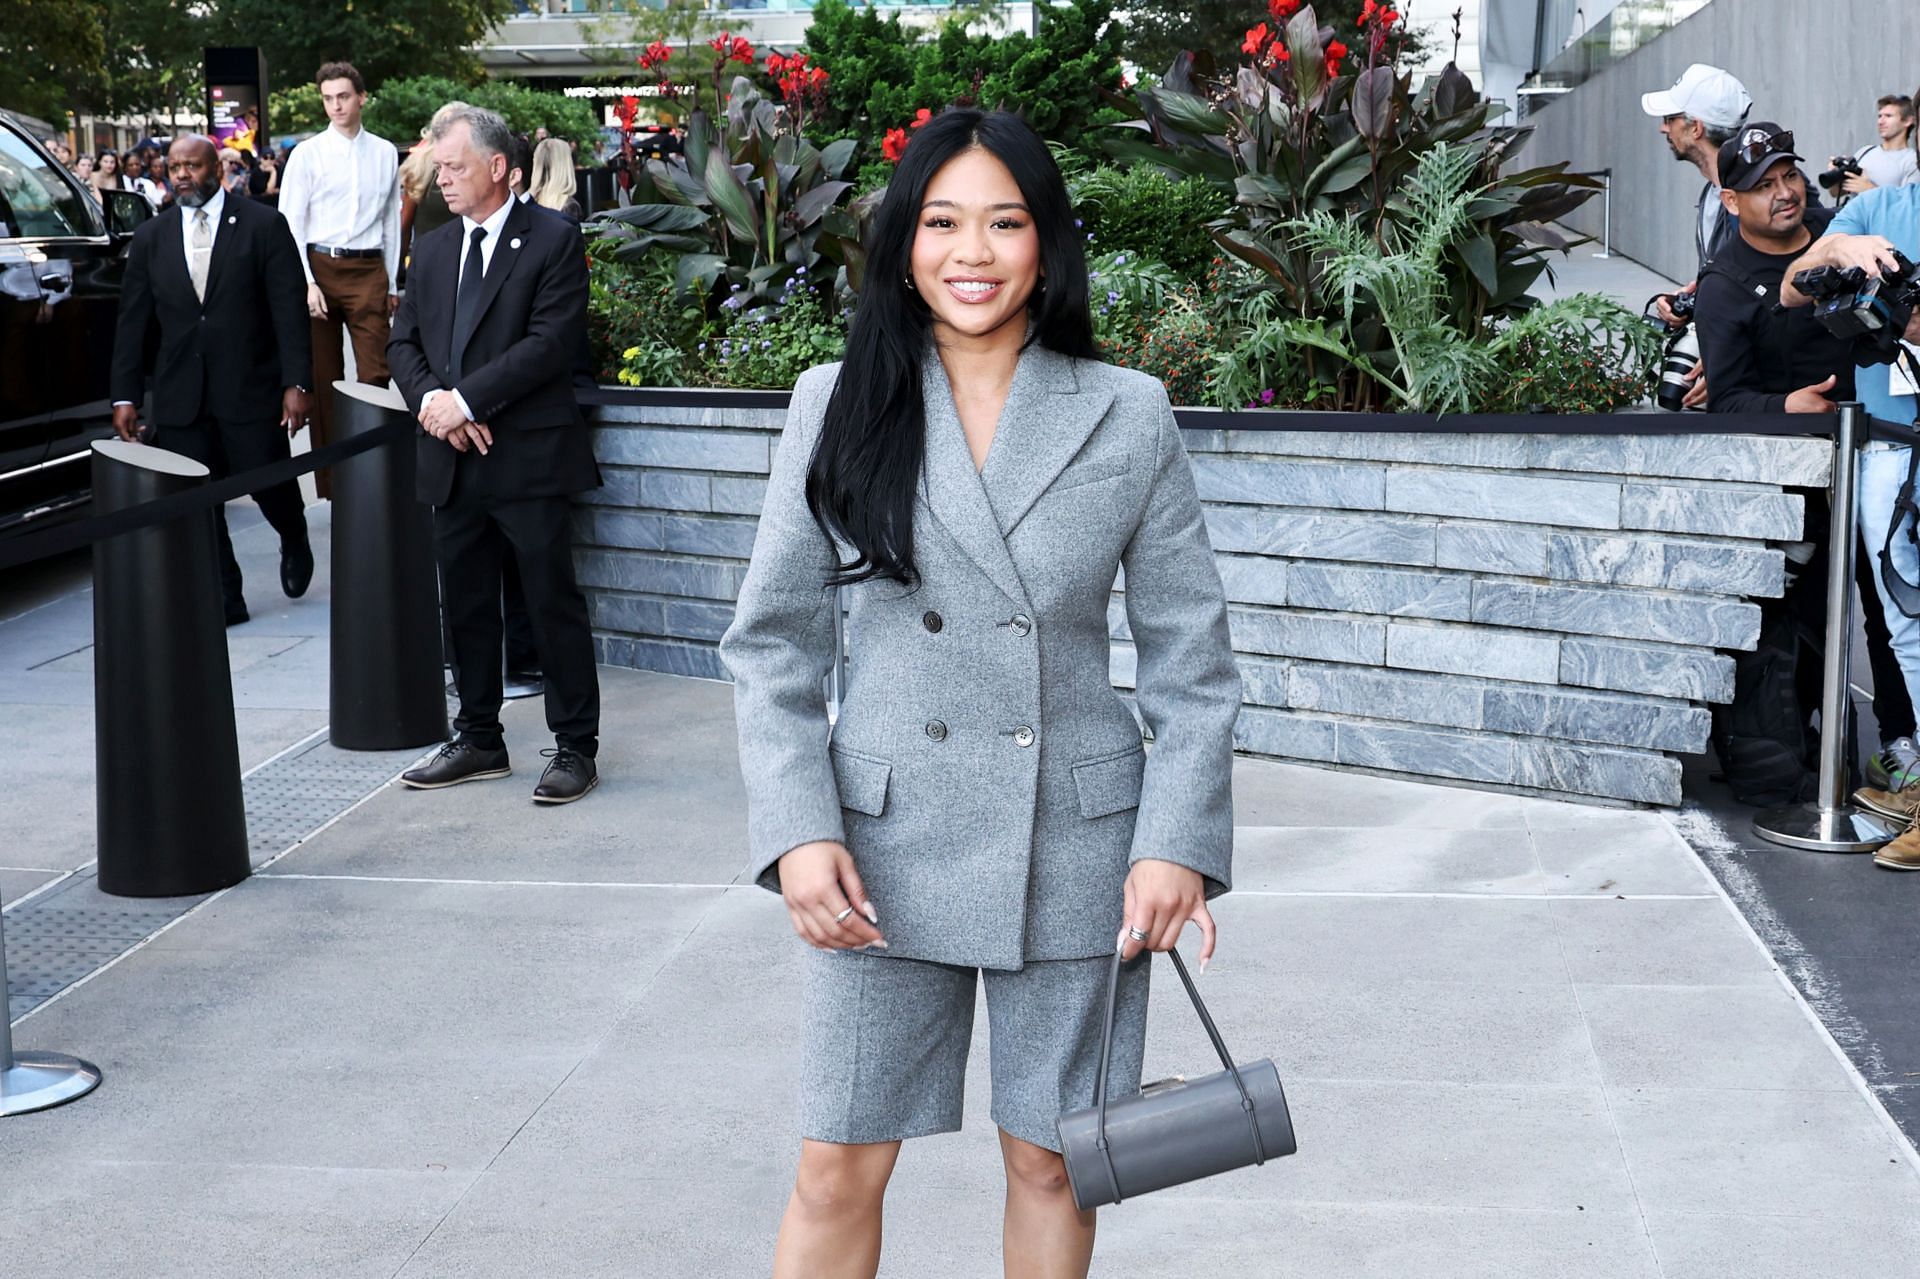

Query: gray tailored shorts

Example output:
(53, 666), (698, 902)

(799, 946), (1151, 1152)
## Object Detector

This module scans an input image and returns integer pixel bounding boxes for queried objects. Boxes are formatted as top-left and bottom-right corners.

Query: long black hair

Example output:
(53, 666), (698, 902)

(804, 108), (1099, 588)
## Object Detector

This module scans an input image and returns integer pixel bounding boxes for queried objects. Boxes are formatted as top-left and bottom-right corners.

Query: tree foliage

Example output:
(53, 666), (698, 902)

(2, 0), (108, 122)
(209, 0), (516, 94)
(361, 76), (601, 150)
(800, 0), (1128, 150)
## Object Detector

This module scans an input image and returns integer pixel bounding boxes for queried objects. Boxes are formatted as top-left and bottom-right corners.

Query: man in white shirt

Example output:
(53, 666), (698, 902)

(277, 59), (401, 498)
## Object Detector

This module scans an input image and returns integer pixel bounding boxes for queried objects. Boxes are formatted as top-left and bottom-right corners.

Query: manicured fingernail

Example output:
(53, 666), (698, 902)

(1199, 956), (1210, 975)
(862, 902), (879, 925)
(864, 939), (888, 950)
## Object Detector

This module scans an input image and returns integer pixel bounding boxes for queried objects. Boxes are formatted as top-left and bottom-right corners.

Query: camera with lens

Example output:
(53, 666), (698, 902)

(1820, 154), (1863, 190)
(1791, 250), (1920, 365)
(1643, 293), (1702, 411)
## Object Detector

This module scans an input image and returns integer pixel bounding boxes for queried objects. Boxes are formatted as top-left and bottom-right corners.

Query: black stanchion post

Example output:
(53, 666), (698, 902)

(0, 906), (102, 1115)
(329, 381), (449, 750)
(1754, 403), (1901, 851)
(92, 441), (252, 896)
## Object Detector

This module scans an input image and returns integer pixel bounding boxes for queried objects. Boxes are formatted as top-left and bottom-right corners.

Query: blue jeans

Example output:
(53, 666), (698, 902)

(1856, 445), (1920, 718)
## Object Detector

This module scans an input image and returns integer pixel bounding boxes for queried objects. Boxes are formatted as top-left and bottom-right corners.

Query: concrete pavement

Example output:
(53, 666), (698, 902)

(3, 498), (1919, 1274)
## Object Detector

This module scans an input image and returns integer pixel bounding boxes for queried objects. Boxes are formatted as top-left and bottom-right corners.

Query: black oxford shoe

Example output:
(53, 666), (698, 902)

(532, 747), (598, 805)
(400, 740), (512, 790)
(281, 537), (315, 599)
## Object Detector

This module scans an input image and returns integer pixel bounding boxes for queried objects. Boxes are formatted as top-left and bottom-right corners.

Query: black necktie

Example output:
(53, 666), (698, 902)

(450, 224), (487, 381)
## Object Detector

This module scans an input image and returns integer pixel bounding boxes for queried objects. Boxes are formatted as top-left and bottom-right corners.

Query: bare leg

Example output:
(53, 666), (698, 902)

(999, 1129), (1096, 1278)
(772, 1138), (901, 1279)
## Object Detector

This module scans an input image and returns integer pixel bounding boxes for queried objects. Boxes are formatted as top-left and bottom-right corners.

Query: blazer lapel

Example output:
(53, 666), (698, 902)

(979, 344), (1114, 536)
(919, 356), (1031, 608)
(452, 198), (531, 368)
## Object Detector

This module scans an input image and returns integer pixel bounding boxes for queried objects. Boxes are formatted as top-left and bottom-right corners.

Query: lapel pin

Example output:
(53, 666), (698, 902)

(509, 237), (522, 250)
(227, 216), (237, 225)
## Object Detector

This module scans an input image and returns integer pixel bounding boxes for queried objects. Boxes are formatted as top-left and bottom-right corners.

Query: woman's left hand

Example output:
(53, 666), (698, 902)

(1120, 858), (1215, 968)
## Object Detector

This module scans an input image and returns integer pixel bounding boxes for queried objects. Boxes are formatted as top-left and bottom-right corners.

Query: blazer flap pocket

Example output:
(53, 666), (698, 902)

(1052, 455), (1129, 493)
(830, 746), (892, 817)
(1072, 745), (1146, 819)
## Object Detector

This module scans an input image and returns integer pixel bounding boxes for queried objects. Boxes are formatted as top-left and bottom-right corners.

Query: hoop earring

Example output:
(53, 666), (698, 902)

(904, 274), (917, 291)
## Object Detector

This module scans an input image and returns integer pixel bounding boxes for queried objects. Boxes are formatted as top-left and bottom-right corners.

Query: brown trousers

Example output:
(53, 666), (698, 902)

(307, 252), (392, 499)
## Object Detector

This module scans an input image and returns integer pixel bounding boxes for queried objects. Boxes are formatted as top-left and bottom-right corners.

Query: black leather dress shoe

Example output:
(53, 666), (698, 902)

(281, 538), (315, 599)
(532, 747), (598, 805)
(225, 597), (250, 627)
(400, 740), (512, 790)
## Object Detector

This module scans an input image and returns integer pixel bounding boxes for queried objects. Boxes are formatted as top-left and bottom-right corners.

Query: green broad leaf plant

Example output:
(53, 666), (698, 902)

(1111, 2), (1631, 411)
(584, 76), (870, 315)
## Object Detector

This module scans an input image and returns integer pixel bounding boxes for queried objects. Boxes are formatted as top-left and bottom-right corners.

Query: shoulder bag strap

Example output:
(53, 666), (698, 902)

(1089, 942), (1273, 1207)
(1878, 352), (1920, 619)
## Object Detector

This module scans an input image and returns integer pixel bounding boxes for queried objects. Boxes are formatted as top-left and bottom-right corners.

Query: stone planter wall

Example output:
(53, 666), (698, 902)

(574, 396), (1831, 806)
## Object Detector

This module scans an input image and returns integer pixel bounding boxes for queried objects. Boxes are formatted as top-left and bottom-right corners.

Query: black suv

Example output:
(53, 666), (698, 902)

(0, 114), (153, 546)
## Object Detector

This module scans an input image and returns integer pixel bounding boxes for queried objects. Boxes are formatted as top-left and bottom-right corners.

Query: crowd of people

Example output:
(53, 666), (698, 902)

(1644, 64), (1920, 869)
(104, 60), (605, 807)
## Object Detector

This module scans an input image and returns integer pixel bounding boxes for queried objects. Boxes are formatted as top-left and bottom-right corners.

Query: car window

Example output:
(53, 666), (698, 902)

(0, 130), (97, 239)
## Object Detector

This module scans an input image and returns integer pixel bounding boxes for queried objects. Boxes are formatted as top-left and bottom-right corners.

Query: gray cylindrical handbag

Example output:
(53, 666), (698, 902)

(1056, 945), (1296, 1211)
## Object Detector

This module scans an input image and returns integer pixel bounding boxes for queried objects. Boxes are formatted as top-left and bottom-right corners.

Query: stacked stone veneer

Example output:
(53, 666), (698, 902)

(575, 400), (1832, 806)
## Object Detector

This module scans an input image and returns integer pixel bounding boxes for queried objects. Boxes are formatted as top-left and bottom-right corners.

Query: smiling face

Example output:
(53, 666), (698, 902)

(908, 147), (1043, 346)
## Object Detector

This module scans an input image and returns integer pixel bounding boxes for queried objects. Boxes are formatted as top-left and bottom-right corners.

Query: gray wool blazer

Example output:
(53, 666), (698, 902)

(720, 342), (1241, 971)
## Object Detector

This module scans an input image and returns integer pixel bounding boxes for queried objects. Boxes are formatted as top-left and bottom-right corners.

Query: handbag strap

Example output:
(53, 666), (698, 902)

(1089, 941), (1272, 1206)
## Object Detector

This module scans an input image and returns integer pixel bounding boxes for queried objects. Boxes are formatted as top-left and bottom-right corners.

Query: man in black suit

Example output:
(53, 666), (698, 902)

(111, 135), (314, 627)
(387, 105), (602, 805)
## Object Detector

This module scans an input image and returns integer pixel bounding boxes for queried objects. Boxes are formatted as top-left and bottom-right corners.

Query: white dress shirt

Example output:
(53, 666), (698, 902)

(278, 122), (402, 291)
(179, 188), (226, 274)
(425, 195), (516, 422)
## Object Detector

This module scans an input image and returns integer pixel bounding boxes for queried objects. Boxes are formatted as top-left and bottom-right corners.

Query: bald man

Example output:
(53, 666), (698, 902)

(110, 134), (314, 626)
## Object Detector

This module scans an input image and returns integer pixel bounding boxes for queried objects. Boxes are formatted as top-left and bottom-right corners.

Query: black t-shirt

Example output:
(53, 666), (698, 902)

(1698, 205), (1856, 414)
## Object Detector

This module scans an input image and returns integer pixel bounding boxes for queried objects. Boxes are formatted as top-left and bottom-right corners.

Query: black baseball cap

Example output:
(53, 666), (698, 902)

(1719, 121), (1804, 191)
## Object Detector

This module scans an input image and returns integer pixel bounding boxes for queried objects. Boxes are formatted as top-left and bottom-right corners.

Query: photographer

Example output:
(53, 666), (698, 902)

(1823, 95), (1918, 204)
(1697, 125), (1852, 415)
(1782, 153), (1920, 856)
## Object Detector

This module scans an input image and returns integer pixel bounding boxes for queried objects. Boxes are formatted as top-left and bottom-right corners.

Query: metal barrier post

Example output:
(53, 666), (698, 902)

(1592, 169), (1613, 259)
(0, 906), (102, 1115)
(1754, 403), (1900, 850)
(328, 381), (449, 750)
(92, 441), (252, 897)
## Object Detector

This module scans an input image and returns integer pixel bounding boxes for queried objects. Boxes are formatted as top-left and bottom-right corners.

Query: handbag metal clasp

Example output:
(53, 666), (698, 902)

(1140, 1074), (1188, 1096)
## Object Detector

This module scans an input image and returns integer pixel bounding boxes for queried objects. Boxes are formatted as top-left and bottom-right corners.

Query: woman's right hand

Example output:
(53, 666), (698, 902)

(778, 841), (887, 951)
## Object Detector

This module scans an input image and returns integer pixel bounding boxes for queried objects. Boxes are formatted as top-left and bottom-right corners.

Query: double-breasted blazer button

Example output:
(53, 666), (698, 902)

(1012, 725), (1036, 748)
(1009, 614), (1032, 637)
(926, 719), (948, 742)
(923, 610), (944, 633)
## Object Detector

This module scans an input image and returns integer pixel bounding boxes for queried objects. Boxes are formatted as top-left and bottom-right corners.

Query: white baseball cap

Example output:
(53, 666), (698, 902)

(1641, 64), (1753, 131)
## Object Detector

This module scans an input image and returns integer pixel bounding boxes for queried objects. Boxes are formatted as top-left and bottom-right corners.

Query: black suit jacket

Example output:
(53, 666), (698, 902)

(387, 196), (599, 507)
(109, 196), (311, 441)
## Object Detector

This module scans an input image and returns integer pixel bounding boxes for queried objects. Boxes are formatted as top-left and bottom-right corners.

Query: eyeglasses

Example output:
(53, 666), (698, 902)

(1737, 129), (1794, 163)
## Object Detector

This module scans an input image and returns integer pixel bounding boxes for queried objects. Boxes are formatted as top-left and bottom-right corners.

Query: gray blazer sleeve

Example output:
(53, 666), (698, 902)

(1122, 388), (1241, 895)
(718, 365), (844, 891)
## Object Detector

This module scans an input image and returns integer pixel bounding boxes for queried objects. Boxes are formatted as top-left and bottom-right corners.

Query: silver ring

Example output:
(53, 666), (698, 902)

(833, 906), (855, 924)
(1127, 926), (1150, 942)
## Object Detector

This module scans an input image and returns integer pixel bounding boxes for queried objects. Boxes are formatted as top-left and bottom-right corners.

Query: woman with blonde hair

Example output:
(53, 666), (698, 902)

(528, 137), (581, 220)
(398, 102), (466, 278)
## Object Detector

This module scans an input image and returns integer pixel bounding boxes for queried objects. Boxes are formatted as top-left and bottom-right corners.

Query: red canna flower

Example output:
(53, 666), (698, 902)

(1241, 22), (1270, 56)
(1324, 38), (1348, 75)
(614, 96), (640, 129)
(910, 107), (933, 129)
(882, 127), (910, 164)
(1267, 0), (1300, 17)
(638, 40), (672, 70)
(765, 51), (787, 76)
(709, 31), (755, 63)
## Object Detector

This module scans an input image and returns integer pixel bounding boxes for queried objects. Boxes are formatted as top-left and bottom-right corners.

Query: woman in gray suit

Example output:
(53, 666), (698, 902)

(720, 109), (1241, 1278)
